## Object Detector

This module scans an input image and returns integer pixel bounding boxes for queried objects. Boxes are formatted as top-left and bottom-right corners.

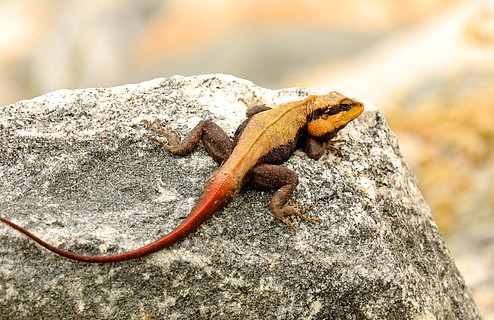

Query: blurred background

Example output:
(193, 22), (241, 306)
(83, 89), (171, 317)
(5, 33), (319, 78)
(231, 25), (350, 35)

(1, 0), (493, 316)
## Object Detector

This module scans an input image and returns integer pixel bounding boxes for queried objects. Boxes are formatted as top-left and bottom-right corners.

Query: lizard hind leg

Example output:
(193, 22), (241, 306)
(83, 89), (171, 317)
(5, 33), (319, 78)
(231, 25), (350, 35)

(238, 92), (272, 117)
(141, 118), (234, 164)
(249, 164), (321, 234)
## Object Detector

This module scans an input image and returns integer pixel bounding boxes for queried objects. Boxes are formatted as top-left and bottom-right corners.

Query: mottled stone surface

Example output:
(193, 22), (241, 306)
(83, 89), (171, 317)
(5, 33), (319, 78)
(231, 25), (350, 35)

(0, 75), (480, 319)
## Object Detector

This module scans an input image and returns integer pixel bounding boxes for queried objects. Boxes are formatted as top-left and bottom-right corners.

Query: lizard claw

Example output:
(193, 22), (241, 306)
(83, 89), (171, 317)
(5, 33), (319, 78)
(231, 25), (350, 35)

(325, 139), (347, 156)
(238, 91), (264, 108)
(141, 118), (180, 151)
(147, 137), (172, 150)
(273, 201), (320, 235)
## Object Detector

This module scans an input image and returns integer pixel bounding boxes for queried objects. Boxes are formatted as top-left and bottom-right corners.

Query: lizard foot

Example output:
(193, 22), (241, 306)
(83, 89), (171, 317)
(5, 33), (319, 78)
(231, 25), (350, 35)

(140, 118), (180, 152)
(239, 92), (272, 117)
(325, 139), (347, 156)
(273, 200), (320, 235)
(238, 91), (265, 108)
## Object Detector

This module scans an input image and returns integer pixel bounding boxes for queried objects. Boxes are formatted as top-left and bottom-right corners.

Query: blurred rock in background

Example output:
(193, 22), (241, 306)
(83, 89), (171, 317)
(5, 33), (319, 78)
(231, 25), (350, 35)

(1, 0), (493, 317)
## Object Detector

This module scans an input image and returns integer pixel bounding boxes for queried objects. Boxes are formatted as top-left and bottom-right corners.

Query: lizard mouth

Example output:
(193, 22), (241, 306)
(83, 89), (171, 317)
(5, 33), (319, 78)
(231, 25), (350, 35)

(336, 101), (364, 124)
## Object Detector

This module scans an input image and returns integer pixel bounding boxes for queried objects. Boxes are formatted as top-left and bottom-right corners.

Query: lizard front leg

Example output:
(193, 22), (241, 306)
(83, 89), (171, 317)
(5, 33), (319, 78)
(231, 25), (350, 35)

(301, 136), (347, 159)
(248, 164), (321, 234)
(141, 118), (233, 164)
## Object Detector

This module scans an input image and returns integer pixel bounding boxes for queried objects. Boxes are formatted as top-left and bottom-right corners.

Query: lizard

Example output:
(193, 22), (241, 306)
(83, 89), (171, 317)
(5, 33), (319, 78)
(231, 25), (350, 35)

(0, 91), (364, 263)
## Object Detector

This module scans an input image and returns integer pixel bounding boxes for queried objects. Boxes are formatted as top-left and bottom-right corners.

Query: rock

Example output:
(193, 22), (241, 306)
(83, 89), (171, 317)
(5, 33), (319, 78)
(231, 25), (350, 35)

(0, 74), (480, 319)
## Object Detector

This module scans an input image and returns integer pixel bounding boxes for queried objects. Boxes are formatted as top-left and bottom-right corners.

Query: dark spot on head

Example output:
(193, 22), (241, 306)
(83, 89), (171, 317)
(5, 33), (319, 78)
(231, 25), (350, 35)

(326, 105), (341, 115)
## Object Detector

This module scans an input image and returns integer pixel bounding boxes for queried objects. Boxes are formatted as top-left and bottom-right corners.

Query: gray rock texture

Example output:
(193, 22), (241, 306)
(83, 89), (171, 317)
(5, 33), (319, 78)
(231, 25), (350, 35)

(0, 75), (481, 319)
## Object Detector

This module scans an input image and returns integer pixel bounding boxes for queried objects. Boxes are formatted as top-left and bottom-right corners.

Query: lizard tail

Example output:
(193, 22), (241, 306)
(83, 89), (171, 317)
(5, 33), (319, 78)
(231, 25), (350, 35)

(0, 172), (238, 263)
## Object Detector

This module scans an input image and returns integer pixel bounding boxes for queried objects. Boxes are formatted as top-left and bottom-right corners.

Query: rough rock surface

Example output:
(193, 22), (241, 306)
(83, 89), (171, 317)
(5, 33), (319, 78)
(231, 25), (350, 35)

(0, 75), (481, 319)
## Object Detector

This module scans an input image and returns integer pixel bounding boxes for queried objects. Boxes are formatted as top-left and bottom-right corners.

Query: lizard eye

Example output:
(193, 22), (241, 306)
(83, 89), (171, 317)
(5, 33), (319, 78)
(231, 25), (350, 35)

(321, 113), (329, 120)
(339, 99), (354, 111)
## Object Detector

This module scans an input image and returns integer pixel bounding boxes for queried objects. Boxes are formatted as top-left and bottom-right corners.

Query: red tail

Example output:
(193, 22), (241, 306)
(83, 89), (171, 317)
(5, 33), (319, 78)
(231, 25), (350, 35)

(0, 172), (238, 263)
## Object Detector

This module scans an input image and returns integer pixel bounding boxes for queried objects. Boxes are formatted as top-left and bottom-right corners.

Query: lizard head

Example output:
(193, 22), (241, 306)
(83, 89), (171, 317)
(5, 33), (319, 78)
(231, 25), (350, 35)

(307, 92), (364, 141)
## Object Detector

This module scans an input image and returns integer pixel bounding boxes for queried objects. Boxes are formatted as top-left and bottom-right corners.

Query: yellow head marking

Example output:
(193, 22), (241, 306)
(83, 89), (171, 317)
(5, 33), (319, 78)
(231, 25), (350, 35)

(307, 92), (364, 140)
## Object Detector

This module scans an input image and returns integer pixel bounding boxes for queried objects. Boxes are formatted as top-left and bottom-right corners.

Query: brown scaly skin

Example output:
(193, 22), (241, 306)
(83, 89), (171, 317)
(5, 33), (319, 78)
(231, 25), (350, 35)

(0, 92), (364, 263)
